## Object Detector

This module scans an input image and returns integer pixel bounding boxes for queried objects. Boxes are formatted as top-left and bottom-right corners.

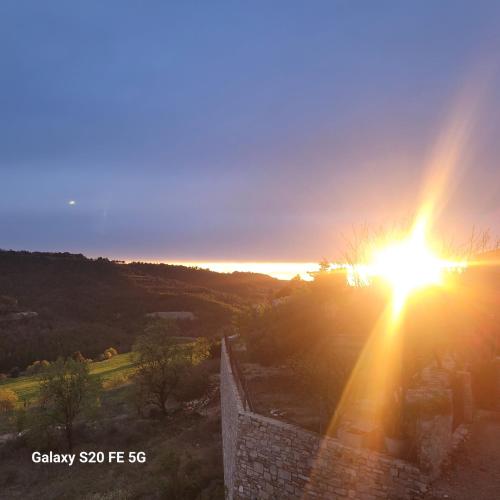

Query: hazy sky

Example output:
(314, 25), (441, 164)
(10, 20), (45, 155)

(2, 1), (500, 262)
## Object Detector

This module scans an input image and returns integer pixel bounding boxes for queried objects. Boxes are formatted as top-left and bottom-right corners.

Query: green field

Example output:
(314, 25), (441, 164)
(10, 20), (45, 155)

(0, 352), (137, 404)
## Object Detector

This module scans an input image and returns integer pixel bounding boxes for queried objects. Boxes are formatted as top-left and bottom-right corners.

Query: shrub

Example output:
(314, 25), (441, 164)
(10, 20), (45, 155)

(98, 347), (118, 361)
(175, 365), (210, 403)
(191, 338), (210, 365)
(159, 451), (204, 500)
(72, 351), (86, 363)
(104, 347), (118, 357)
(0, 388), (18, 413)
(9, 367), (20, 378)
(15, 407), (27, 433)
(129, 379), (149, 417)
(0, 373), (7, 381)
(26, 360), (50, 376)
(209, 339), (221, 359)
(103, 373), (130, 389)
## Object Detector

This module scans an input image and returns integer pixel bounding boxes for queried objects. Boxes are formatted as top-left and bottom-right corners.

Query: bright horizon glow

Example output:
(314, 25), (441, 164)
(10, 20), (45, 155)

(174, 261), (317, 281)
(123, 260), (318, 281)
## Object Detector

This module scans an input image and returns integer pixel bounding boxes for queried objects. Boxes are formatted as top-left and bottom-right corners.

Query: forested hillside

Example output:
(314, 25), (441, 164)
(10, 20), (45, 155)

(0, 250), (281, 372)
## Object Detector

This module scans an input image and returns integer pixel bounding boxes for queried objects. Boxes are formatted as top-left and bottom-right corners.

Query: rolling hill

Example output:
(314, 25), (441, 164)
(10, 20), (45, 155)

(0, 250), (282, 372)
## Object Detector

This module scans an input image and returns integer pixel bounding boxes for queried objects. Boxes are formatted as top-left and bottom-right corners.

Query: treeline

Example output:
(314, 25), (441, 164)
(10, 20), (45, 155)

(0, 250), (280, 372)
(126, 261), (281, 301)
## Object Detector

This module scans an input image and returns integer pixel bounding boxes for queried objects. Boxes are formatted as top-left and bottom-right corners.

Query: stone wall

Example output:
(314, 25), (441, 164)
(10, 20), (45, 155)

(221, 340), (429, 499)
(496, 357), (500, 410)
(415, 414), (453, 478)
(221, 340), (244, 497)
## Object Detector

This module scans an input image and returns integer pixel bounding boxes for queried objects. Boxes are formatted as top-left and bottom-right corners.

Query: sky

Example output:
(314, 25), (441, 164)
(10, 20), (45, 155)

(2, 1), (500, 265)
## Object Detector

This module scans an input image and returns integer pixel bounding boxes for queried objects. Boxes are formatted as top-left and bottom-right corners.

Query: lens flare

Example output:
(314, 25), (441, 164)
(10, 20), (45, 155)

(372, 221), (450, 315)
(347, 219), (467, 317)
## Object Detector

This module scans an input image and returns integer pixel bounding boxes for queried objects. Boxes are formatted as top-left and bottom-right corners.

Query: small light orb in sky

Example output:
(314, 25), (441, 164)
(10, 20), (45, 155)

(68, 200), (76, 206)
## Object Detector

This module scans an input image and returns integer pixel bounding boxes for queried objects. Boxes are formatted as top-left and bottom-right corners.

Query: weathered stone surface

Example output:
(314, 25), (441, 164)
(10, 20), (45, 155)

(221, 340), (429, 499)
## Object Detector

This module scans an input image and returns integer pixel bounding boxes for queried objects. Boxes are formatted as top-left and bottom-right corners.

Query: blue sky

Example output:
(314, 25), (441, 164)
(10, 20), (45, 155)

(2, 1), (500, 261)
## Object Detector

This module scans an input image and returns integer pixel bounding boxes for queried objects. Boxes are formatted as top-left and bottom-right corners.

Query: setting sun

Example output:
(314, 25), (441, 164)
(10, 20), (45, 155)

(348, 220), (467, 315)
(372, 222), (445, 312)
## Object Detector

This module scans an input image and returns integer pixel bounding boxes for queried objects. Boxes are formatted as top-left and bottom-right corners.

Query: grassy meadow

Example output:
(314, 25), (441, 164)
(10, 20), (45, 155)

(0, 353), (136, 405)
(0, 353), (137, 435)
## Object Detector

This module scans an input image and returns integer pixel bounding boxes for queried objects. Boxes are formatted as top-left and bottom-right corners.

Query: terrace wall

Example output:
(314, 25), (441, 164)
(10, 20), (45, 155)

(220, 340), (429, 499)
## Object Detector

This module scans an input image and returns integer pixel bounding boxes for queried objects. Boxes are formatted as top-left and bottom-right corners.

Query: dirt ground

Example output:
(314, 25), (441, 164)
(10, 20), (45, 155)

(425, 411), (500, 500)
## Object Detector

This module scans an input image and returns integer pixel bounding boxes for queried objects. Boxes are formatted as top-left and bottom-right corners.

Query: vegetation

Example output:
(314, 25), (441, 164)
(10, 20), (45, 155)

(37, 358), (102, 451)
(239, 251), (499, 441)
(133, 320), (210, 415)
(0, 250), (280, 374)
(0, 352), (136, 411)
(101, 347), (118, 360)
(25, 360), (50, 376)
(0, 331), (222, 499)
(290, 337), (353, 432)
(0, 389), (18, 414)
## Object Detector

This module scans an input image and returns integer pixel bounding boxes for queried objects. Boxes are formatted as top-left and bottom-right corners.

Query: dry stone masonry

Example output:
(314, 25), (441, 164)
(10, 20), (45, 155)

(221, 340), (432, 499)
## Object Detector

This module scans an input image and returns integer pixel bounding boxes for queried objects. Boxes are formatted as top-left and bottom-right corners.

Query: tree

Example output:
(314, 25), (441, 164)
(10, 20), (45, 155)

(104, 347), (118, 358)
(0, 388), (18, 413)
(291, 337), (353, 434)
(318, 259), (331, 273)
(26, 360), (50, 376)
(174, 363), (211, 407)
(133, 320), (208, 415)
(98, 347), (118, 361)
(38, 357), (101, 451)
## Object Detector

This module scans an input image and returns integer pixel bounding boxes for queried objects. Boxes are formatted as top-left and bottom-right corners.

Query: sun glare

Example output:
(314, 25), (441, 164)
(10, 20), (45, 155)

(371, 222), (445, 314)
(348, 219), (467, 316)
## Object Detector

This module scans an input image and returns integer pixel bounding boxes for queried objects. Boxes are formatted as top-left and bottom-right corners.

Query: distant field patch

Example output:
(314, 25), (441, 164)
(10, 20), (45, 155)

(0, 352), (137, 404)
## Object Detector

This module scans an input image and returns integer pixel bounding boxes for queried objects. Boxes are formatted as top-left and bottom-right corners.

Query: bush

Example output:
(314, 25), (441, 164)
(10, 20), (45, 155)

(175, 365), (211, 403)
(72, 351), (86, 363)
(26, 360), (50, 376)
(15, 406), (28, 433)
(102, 372), (130, 389)
(209, 339), (221, 359)
(9, 367), (20, 378)
(159, 450), (205, 500)
(0, 373), (7, 381)
(104, 347), (118, 357)
(98, 347), (118, 361)
(0, 388), (18, 413)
